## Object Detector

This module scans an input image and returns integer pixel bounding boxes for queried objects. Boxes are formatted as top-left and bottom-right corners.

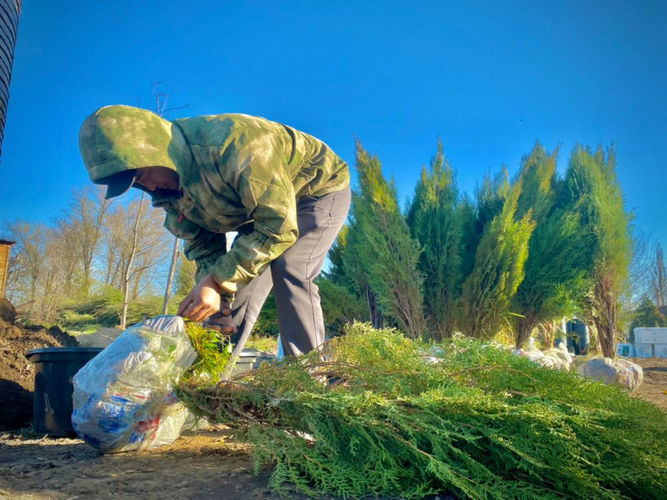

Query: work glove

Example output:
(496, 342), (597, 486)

(202, 295), (237, 335)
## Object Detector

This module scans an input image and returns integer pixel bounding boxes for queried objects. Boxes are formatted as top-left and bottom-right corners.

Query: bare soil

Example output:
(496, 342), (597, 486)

(634, 357), (667, 410)
(0, 429), (287, 499)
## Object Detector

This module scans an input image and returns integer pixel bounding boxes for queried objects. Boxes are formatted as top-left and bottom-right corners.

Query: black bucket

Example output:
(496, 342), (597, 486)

(25, 347), (102, 436)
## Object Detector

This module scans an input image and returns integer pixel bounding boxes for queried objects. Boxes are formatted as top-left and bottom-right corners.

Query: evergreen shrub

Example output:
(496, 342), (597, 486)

(179, 323), (666, 499)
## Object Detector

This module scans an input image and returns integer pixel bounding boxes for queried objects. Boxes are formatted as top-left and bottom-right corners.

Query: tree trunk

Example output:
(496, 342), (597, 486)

(595, 319), (615, 358)
(162, 236), (180, 314)
(593, 277), (618, 359)
(514, 315), (536, 350)
(365, 284), (383, 329)
(120, 196), (145, 329)
(653, 245), (665, 308)
(541, 321), (558, 349)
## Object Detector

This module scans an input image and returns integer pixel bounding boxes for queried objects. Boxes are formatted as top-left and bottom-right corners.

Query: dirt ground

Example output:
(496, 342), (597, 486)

(0, 428), (301, 499)
(634, 357), (667, 410)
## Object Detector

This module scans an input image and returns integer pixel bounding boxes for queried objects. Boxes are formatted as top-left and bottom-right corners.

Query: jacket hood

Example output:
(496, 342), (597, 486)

(79, 105), (192, 187)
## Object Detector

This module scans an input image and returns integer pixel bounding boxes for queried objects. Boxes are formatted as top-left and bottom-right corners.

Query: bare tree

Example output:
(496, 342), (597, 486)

(650, 243), (666, 308)
(39, 227), (72, 323)
(100, 194), (172, 327)
(4, 221), (75, 323)
(4, 240), (21, 304)
(163, 238), (180, 313)
(628, 227), (653, 307)
(67, 186), (112, 294)
(6, 221), (48, 316)
(128, 208), (172, 300)
(54, 219), (82, 296)
(628, 230), (666, 317)
(4, 182), (170, 325)
(101, 219), (121, 287)
(148, 82), (188, 314)
(120, 194), (146, 328)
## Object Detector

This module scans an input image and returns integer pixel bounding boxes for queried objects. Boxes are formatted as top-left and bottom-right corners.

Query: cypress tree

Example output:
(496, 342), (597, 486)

(406, 142), (468, 339)
(461, 172), (535, 339)
(563, 145), (632, 358)
(345, 141), (426, 337)
(650, 243), (666, 308)
(511, 143), (593, 348)
(341, 212), (383, 328)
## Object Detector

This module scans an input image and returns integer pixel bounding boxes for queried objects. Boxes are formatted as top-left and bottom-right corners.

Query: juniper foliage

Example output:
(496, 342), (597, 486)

(178, 323), (666, 499)
(183, 321), (231, 380)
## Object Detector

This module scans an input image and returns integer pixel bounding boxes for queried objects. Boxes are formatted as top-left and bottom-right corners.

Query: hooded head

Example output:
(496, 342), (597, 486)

(79, 105), (192, 199)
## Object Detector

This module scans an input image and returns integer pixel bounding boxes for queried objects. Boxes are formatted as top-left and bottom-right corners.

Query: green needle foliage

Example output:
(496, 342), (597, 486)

(183, 321), (231, 380)
(511, 143), (593, 348)
(178, 323), (666, 499)
(342, 141), (426, 337)
(564, 146), (633, 357)
(461, 171), (536, 339)
(407, 142), (471, 340)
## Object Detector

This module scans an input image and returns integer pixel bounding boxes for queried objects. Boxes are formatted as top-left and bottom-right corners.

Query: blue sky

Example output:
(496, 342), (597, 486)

(1, 0), (665, 250)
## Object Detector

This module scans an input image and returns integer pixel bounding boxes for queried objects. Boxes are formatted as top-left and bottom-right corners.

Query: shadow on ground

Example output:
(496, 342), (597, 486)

(0, 429), (285, 499)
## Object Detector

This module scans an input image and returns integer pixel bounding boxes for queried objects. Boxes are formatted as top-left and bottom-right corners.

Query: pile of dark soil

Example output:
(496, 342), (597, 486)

(0, 312), (78, 430)
(0, 298), (16, 324)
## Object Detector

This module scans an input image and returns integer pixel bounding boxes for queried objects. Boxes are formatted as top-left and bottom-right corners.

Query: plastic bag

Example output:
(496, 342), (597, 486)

(72, 315), (197, 453)
(513, 339), (571, 371)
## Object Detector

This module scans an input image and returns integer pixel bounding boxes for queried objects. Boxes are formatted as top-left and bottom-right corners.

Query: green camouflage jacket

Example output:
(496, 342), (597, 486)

(79, 105), (349, 296)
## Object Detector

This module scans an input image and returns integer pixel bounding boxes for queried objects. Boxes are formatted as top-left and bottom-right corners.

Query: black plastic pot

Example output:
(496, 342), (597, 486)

(25, 347), (102, 436)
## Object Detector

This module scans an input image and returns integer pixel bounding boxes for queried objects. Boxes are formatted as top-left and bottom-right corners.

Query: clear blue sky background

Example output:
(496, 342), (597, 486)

(1, 0), (665, 250)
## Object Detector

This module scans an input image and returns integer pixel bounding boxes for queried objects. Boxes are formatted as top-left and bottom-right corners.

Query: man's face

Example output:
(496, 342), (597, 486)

(133, 166), (180, 193)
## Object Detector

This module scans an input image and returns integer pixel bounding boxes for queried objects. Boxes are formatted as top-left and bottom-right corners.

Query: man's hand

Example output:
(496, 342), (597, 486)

(177, 275), (222, 321)
(203, 295), (237, 335)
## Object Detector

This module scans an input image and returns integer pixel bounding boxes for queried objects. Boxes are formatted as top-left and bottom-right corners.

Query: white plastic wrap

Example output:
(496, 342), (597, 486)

(514, 339), (571, 371)
(72, 315), (197, 453)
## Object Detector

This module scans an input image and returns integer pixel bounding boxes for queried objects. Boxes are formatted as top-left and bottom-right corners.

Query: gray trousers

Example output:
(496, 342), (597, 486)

(228, 187), (351, 358)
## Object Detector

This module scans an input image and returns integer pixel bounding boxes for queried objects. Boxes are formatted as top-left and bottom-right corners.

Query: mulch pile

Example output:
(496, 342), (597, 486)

(0, 300), (78, 430)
